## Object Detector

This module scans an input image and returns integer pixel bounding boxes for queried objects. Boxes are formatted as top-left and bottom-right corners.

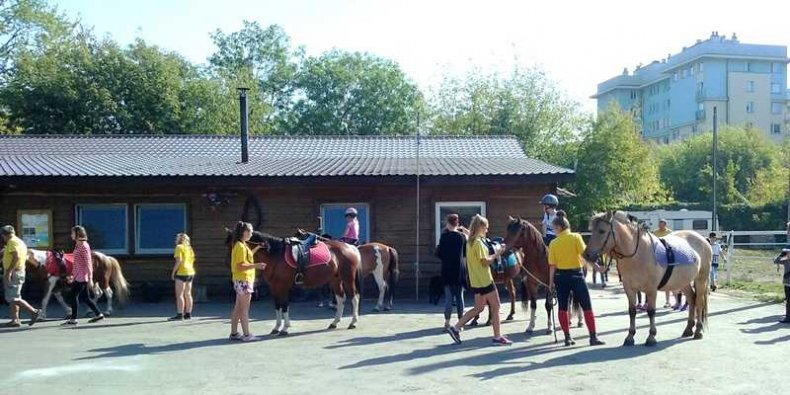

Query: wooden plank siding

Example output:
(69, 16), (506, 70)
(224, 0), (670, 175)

(0, 180), (553, 299)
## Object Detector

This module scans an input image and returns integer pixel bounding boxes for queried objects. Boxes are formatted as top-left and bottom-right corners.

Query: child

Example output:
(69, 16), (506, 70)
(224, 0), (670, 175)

(229, 222), (266, 342)
(539, 194), (559, 245)
(169, 233), (196, 321)
(709, 232), (726, 292)
(340, 207), (360, 245)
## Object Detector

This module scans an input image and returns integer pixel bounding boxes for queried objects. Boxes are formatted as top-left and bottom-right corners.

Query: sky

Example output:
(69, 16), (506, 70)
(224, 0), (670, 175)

(53, 0), (790, 114)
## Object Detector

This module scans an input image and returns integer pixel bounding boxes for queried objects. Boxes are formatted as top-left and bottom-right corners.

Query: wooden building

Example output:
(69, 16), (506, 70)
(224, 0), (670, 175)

(0, 135), (573, 298)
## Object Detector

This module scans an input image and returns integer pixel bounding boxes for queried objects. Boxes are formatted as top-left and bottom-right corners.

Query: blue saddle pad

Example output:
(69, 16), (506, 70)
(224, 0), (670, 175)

(486, 238), (517, 271)
(654, 236), (697, 267)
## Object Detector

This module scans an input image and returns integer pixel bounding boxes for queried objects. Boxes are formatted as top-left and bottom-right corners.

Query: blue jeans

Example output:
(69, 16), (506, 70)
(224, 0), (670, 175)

(444, 285), (464, 321)
(710, 265), (719, 285)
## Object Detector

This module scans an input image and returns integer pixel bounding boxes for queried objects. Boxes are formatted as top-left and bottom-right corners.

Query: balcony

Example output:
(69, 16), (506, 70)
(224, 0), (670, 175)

(696, 109), (706, 120)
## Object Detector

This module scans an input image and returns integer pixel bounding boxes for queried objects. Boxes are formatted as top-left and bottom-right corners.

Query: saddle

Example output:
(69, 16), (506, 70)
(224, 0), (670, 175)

(46, 252), (74, 278)
(284, 238), (332, 284)
(485, 237), (516, 274)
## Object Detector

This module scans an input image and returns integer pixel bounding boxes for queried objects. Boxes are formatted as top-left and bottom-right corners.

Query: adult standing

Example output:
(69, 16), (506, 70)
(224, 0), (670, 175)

(62, 226), (104, 326)
(169, 233), (196, 321)
(773, 222), (790, 324)
(436, 214), (466, 329)
(1, 225), (40, 327)
(652, 219), (673, 307)
(446, 215), (512, 346)
(540, 194), (559, 246)
(547, 211), (605, 346)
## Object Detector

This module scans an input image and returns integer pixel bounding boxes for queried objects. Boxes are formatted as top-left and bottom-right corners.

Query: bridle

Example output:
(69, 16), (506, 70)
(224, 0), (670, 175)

(593, 216), (641, 260)
(507, 220), (551, 289)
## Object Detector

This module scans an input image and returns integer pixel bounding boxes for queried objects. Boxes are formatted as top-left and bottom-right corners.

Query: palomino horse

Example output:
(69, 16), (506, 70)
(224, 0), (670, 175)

(226, 230), (362, 335)
(583, 211), (711, 346)
(358, 242), (400, 312)
(26, 249), (129, 319)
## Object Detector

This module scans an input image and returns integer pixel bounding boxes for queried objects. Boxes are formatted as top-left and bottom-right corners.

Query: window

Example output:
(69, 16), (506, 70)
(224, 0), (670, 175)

(772, 123), (782, 134)
(692, 220), (709, 231)
(746, 62), (753, 72)
(76, 204), (128, 254)
(698, 62), (704, 72)
(746, 81), (754, 92)
(771, 83), (781, 94)
(773, 102), (783, 114)
(435, 202), (486, 245)
(746, 101), (754, 113)
(673, 219), (684, 231)
(681, 68), (688, 78)
(689, 66), (694, 76)
(673, 72), (678, 82)
(135, 204), (187, 254)
(772, 62), (782, 73)
(321, 203), (370, 244)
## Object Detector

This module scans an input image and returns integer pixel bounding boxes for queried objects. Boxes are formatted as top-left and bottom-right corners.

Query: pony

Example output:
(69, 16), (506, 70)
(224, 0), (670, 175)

(25, 249), (129, 319)
(582, 211), (711, 346)
(225, 229), (362, 336)
(358, 242), (400, 312)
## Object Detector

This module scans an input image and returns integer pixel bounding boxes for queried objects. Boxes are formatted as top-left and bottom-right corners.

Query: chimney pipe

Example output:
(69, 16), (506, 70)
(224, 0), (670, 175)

(238, 87), (249, 163)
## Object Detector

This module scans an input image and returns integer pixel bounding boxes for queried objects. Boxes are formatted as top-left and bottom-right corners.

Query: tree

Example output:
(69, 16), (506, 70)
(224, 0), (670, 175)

(658, 127), (787, 206)
(282, 50), (425, 135)
(428, 66), (586, 168)
(0, 0), (68, 84)
(569, 107), (665, 226)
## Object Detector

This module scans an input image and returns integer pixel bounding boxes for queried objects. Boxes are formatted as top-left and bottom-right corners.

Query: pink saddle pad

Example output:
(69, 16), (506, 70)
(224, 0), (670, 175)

(284, 242), (332, 269)
(46, 252), (74, 277)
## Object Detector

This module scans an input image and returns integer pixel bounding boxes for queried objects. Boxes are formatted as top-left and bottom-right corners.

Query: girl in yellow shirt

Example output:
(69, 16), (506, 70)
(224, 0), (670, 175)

(229, 222), (267, 342)
(446, 215), (512, 346)
(548, 211), (605, 347)
(169, 233), (196, 321)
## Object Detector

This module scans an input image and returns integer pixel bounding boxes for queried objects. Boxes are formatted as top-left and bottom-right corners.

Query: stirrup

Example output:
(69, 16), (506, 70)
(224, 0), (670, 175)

(294, 273), (304, 285)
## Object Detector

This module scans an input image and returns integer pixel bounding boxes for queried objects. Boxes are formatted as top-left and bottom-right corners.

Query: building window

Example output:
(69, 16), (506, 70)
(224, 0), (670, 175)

(771, 83), (781, 94)
(673, 219), (684, 231)
(681, 69), (688, 78)
(698, 62), (704, 72)
(692, 125), (698, 134)
(135, 204), (187, 254)
(746, 81), (754, 92)
(772, 62), (783, 73)
(673, 72), (678, 82)
(692, 220), (709, 231)
(434, 202), (485, 245)
(746, 62), (753, 72)
(321, 203), (370, 244)
(773, 102), (783, 114)
(746, 101), (754, 113)
(75, 204), (128, 254)
(772, 123), (782, 134)
(689, 66), (694, 76)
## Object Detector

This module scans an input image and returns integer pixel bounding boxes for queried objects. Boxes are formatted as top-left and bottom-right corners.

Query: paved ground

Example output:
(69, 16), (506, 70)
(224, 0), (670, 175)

(1, 284), (787, 395)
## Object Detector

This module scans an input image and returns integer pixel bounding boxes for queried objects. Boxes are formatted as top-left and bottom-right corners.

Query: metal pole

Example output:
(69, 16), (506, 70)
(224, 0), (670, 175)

(712, 106), (717, 231)
(415, 128), (421, 301)
(238, 88), (249, 163)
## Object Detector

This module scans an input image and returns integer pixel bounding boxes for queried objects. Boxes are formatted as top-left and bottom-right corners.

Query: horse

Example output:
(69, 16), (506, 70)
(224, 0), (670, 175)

(582, 211), (711, 346)
(358, 242), (400, 312)
(25, 249), (129, 319)
(469, 248), (524, 326)
(225, 230), (362, 336)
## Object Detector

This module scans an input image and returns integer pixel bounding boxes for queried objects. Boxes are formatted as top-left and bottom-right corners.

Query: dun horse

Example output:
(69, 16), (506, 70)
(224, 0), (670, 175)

(583, 211), (711, 346)
(226, 230), (362, 335)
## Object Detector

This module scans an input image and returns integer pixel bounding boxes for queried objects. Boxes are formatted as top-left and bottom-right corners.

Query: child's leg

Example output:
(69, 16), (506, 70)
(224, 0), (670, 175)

(175, 280), (185, 314)
(454, 293), (485, 329)
(488, 290), (502, 338)
(184, 281), (194, 314)
(231, 294), (241, 334)
(239, 293), (252, 335)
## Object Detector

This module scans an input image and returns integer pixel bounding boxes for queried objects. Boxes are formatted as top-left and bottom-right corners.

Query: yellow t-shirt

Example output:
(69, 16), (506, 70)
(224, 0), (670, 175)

(466, 237), (494, 288)
(653, 228), (672, 238)
(2, 236), (27, 272)
(174, 244), (196, 276)
(231, 241), (255, 283)
(548, 230), (586, 270)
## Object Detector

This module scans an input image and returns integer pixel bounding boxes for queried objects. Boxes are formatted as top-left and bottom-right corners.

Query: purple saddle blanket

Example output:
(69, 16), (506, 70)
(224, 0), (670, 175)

(654, 235), (697, 267)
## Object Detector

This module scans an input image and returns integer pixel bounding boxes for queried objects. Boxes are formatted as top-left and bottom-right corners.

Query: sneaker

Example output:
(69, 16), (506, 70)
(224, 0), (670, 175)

(28, 310), (40, 326)
(168, 314), (184, 321)
(229, 332), (243, 341)
(3, 321), (21, 328)
(184, 313), (192, 320)
(241, 334), (258, 342)
(492, 336), (513, 346)
(446, 326), (462, 344)
(61, 320), (78, 326)
(88, 314), (105, 323)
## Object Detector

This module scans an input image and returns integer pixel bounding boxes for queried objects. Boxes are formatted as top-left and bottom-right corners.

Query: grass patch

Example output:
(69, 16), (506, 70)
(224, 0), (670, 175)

(720, 248), (785, 303)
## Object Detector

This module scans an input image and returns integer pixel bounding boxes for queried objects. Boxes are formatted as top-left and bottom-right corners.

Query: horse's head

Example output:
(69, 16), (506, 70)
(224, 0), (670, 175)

(504, 216), (542, 252)
(583, 211), (639, 262)
(249, 231), (285, 260)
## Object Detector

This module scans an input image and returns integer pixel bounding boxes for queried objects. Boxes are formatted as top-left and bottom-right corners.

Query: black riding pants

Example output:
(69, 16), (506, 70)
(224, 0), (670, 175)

(555, 270), (592, 311)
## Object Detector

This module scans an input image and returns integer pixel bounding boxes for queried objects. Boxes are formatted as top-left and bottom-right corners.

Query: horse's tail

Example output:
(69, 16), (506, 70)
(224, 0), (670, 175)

(109, 256), (130, 305)
(388, 247), (400, 286)
(696, 245), (712, 330)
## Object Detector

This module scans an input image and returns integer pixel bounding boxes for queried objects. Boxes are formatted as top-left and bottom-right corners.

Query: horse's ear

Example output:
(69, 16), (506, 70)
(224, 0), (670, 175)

(508, 215), (515, 222)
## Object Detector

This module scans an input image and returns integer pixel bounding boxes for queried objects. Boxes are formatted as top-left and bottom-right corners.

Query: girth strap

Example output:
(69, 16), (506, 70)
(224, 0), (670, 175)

(657, 238), (675, 290)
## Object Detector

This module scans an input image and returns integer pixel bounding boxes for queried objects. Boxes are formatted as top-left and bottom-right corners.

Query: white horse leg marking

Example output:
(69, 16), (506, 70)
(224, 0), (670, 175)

(332, 295), (346, 326)
(372, 247), (386, 311)
(274, 308), (283, 332)
(527, 305), (537, 332)
(351, 294), (360, 326)
(283, 311), (291, 332)
(104, 287), (114, 315)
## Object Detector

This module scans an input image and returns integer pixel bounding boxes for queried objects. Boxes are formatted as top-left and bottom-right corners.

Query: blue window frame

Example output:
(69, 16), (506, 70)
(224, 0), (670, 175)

(320, 203), (369, 244)
(75, 204), (129, 254)
(135, 204), (187, 254)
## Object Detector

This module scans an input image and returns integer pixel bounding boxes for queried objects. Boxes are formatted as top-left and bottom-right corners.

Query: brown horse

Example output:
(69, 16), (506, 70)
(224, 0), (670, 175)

(226, 230), (362, 335)
(583, 211), (711, 346)
(358, 242), (399, 312)
(25, 249), (129, 319)
(469, 249), (524, 326)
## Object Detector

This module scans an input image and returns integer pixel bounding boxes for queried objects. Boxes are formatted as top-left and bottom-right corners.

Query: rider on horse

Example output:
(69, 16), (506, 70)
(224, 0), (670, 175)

(540, 194), (559, 246)
(340, 207), (360, 246)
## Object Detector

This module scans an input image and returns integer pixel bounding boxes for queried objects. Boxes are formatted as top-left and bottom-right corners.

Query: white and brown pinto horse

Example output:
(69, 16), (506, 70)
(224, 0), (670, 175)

(26, 249), (129, 319)
(583, 211), (711, 346)
(358, 242), (399, 312)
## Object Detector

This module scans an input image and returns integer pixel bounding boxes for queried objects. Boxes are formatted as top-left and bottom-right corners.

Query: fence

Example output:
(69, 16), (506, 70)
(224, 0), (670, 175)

(723, 230), (787, 284)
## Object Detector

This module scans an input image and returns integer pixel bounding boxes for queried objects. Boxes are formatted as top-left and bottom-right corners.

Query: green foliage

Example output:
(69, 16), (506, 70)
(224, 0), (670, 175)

(568, 107), (665, 227)
(0, 0), (69, 83)
(282, 50), (425, 135)
(428, 66), (586, 168)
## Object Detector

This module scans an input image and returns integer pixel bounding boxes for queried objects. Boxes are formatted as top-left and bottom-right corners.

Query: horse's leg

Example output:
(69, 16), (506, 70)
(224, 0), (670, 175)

(279, 303), (290, 336)
(524, 281), (537, 333)
(624, 288), (637, 346)
(372, 248), (386, 312)
(645, 290), (658, 346)
(40, 276), (59, 319)
(329, 281), (345, 329)
(505, 280), (515, 321)
(53, 289), (71, 319)
(103, 286), (114, 316)
(271, 299), (282, 335)
(349, 292), (359, 329)
(681, 284), (696, 338)
(573, 294), (584, 327)
(544, 287), (553, 335)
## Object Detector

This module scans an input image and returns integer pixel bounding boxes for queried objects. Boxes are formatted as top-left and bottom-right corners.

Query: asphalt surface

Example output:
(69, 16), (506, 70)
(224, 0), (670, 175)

(0, 284), (786, 395)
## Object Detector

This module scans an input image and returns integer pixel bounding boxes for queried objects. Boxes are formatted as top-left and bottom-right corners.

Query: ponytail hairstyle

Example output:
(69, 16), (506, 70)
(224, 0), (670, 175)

(467, 214), (489, 245)
(551, 210), (571, 231)
(72, 225), (88, 241)
(232, 221), (253, 244)
(176, 233), (191, 247)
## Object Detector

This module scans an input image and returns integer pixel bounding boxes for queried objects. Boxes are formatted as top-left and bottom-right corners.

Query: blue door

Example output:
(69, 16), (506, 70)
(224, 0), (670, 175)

(321, 203), (369, 244)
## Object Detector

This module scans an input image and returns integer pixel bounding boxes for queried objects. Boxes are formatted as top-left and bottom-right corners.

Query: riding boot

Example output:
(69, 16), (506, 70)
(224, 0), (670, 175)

(589, 332), (605, 346)
(780, 303), (790, 324)
(564, 333), (576, 346)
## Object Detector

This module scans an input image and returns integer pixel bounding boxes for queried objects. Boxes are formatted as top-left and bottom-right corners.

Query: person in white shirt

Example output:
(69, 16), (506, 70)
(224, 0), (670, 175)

(540, 194), (559, 245)
(708, 232), (726, 292)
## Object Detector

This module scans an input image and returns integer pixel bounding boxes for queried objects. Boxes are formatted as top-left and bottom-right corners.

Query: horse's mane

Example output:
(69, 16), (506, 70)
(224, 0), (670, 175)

(251, 231), (285, 255)
(590, 211), (643, 231)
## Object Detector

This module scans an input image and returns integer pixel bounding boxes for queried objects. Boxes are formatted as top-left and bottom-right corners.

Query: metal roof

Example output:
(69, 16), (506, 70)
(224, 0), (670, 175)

(0, 135), (574, 178)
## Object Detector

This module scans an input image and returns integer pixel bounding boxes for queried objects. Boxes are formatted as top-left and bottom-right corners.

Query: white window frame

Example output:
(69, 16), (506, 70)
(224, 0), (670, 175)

(746, 101), (755, 113)
(320, 202), (370, 243)
(435, 201), (486, 246)
(771, 83), (781, 94)
(75, 203), (129, 255)
(134, 203), (187, 255)
(746, 81), (754, 92)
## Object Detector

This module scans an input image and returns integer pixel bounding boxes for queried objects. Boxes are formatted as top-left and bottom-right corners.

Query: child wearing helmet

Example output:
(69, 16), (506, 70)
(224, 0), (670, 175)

(340, 207), (360, 245)
(540, 194), (559, 245)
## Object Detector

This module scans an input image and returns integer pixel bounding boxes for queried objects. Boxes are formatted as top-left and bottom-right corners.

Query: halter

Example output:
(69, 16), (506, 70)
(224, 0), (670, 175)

(594, 216), (641, 260)
(507, 220), (551, 289)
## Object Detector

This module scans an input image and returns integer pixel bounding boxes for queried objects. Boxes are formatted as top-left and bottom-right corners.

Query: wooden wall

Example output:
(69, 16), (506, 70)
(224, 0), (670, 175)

(0, 179), (553, 299)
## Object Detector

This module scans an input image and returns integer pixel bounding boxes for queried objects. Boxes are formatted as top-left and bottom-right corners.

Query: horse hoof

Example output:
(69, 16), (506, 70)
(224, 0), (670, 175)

(278, 331), (289, 337)
(693, 332), (703, 340)
(348, 323), (356, 330)
(577, 322), (584, 328)
(328, 323), (337, 330)
(103, 311), (112, 317)
(623, 338), (635, 347)
(645, 338), (657, 347)
(383, 306), (392, 312)
(505, 315), (514, 321)
(681, 329), (694, 338)
(270, 329), (280, 335)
